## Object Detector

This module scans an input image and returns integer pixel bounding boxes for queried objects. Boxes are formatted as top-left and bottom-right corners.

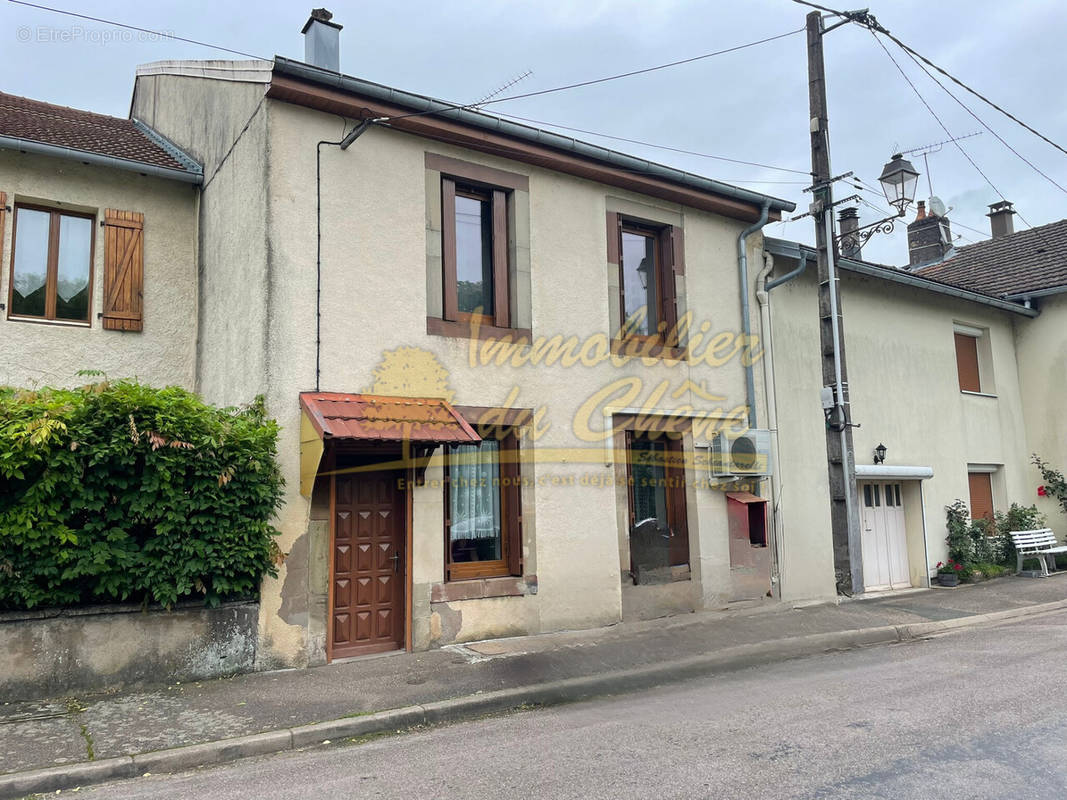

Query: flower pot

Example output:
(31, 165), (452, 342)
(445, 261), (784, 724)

(937, 572), (960, 587)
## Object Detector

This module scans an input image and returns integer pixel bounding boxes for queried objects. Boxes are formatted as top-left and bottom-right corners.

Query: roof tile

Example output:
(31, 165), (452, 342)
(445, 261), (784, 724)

(0, 91), (196, 173)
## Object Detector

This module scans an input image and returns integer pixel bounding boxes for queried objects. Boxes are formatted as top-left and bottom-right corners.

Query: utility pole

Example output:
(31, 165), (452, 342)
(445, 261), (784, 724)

(806, 10), (863, 595)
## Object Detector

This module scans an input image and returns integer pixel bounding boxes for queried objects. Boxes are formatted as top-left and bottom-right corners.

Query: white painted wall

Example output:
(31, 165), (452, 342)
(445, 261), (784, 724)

(0, 151), (198, 389)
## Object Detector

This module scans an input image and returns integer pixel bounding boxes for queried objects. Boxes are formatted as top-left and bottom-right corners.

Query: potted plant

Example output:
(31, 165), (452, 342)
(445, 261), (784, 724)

(936, 560), (963, 587)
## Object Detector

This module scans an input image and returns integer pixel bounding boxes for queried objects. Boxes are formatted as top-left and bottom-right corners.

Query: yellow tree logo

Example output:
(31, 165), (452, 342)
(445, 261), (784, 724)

(369, 346), (455, 402)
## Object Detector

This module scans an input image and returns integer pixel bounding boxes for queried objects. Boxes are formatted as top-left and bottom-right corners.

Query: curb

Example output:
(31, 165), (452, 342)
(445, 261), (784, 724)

(3, 598), (1065, 799)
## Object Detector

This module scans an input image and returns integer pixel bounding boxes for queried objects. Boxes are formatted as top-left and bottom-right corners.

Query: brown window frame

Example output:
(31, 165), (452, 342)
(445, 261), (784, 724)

(954, 331), (981, 393)
(441, 177), (510, 330)
(623, 428), (690, 569)
(609, 213), (684, 355)
(7, 203), (95, 326)
(444, 428), (523, 582)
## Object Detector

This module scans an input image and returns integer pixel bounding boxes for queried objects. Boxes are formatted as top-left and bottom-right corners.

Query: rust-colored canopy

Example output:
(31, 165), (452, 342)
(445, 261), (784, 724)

(726, 491), (767, 504)
(299, 393), (480, 444)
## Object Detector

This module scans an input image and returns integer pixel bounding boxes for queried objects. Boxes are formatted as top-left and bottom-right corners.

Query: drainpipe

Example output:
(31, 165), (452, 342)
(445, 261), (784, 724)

(315, 118), (377, 391)
(738, 200), (771, 429)
(756, 251), (783, 599)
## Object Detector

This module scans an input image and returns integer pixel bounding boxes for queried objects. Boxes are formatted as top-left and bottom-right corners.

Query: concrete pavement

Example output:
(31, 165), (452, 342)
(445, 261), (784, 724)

(80, 607), (1067, 799)
(2, 576), (1066, 798)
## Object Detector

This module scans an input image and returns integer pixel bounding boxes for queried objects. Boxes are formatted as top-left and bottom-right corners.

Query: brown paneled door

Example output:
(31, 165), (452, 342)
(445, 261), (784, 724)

(331, 472), (405, 658)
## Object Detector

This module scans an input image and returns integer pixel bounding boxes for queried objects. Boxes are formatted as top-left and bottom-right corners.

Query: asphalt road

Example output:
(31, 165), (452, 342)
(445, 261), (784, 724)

(84, 609), (1067, 799)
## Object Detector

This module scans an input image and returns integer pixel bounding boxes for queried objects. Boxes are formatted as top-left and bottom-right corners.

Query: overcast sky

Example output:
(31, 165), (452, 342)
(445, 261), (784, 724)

(4, 0), (1065, 264)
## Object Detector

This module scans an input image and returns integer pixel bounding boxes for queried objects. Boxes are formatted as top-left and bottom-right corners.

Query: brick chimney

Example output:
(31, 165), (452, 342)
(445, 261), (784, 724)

(302, 8), (342, 72)
(907, 200), (953, 267)
(987, 201), (1016, 238)
(837, 206), (861, 259)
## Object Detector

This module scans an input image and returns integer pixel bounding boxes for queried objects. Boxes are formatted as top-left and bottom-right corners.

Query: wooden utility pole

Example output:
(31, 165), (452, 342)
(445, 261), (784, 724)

(806, 10), (863, 594)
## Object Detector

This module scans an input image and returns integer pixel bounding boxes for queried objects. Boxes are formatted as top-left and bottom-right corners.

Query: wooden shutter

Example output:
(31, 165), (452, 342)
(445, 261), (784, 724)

(954, 332), (980, 392)
(606, 212), (621, 265)
(102, 209), (144, 331)
(0, 192), (7, 259)
(968, 472), (994, 522)
(491, 189), (510, 329)
(658, 227), (679, 342)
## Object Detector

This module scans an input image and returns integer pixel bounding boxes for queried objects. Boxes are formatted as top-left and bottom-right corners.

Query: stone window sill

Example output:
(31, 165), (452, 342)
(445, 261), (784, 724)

(431, 574), (537, 603)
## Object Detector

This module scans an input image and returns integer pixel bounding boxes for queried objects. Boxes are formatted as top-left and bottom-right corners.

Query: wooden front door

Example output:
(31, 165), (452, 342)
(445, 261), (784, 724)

(331, 471), (405, 658)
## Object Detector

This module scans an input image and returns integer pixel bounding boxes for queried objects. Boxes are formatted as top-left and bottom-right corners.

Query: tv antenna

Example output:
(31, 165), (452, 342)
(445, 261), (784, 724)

(901, 132), (983, 197)
(471, 71), (534, 109)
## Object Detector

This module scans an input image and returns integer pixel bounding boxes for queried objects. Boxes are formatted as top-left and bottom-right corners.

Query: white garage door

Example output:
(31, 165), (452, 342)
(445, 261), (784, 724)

(859, 482), (911, 592)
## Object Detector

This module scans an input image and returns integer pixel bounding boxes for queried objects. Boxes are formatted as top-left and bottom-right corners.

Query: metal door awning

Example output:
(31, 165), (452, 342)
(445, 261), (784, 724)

(298, 393), (481, 497)
(854, 465), (934, 480)
(726, 491), (767, 504)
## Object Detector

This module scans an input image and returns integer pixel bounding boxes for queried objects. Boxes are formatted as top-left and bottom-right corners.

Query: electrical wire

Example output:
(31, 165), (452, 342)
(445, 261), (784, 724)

(8, 0), (266, 59)
(492, 111), (811, 175)
(892, 40), (1067, 195)
(374, 28), (805, 123)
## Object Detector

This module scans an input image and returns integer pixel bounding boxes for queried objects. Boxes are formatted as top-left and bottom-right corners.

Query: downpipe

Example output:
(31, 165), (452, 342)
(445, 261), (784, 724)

(737, 200), (772, 428)
(756, 252), (783, 599)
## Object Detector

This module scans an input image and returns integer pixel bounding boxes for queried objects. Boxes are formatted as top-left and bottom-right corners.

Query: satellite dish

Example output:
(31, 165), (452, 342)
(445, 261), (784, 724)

(928, 196), (948, 217)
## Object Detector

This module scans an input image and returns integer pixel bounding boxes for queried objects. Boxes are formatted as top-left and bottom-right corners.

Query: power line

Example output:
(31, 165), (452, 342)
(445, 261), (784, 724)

(374, 27), (805, 123)
(493, 111), (811, 175)
(8, 0), (266, 59)
(891, 39), (1067, 196)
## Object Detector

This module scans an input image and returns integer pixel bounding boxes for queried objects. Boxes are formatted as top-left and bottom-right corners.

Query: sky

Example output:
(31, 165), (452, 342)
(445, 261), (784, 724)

(3, 0), (1065, 265)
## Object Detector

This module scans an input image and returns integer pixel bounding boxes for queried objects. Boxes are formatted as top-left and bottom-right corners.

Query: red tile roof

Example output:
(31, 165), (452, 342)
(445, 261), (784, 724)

(917, 218), (1067, 297)
(300, 393), (481, 444)
(0, 91), (197, 174)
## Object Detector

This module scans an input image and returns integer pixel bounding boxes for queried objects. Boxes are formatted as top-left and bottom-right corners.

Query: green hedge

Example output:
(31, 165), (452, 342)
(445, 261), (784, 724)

(0, 380), (283, 610)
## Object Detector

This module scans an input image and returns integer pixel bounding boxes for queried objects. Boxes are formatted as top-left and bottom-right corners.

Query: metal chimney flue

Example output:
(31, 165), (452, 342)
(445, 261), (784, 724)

(987, 201), (1015, 238)
(302, 8), (342, 72)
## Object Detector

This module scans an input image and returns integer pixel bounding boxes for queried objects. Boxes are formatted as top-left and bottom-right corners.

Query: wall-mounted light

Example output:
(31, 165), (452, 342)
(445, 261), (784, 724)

(874, 443), (887, 465)
(636, 256), (650, 290)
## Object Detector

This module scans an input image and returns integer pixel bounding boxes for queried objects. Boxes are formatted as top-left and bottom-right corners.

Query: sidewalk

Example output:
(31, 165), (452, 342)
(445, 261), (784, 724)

(3, 576), (1066, 797)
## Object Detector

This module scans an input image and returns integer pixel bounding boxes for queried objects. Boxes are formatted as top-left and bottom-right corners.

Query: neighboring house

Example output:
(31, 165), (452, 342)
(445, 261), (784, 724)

(0, 91), (202, 388)
(126, 13), (811, 668)
(917, 202), (1067, 533)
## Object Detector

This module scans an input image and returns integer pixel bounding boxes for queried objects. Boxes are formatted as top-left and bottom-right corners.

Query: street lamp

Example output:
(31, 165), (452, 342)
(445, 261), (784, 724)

(878, 154), (920, 215)
(836, 154), (921, 254)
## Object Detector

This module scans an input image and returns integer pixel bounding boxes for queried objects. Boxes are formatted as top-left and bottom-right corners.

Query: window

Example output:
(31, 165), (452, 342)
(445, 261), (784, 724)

(444, 429), (522, 580)
(607, 212), (684, 352)
(425, 154), (531, 340)
(444, 179), (508, 327)
(625, 430), (689, 580)
(953, 323), (994, 394)
(968, 471), (994, 523)
(954, 331), (980, 392)
(9, 205), (94, 323)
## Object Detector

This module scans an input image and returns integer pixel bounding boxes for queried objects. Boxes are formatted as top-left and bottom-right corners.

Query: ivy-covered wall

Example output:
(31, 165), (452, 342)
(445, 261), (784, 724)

(0, 380), (283, 610)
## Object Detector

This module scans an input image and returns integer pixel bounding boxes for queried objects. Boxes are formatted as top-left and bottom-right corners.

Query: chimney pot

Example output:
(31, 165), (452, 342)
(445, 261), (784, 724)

(914, 200), (926, 221)
(987, 200), (1015, 238)
(837, 206), (861, 259)
(302, 8), (342, 72)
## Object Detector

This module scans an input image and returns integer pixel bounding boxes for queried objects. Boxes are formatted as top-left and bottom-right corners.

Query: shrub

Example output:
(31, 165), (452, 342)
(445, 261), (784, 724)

(1033, 455), (1067, 517)
(993, 502), (1046, 567)
(0, 380), (283, 610)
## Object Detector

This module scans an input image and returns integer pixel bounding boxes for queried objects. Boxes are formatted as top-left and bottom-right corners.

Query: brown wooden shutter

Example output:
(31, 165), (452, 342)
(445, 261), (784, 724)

(968, 472), (994, 522)
(606, 212), (620, 265)
(659, 227), (679, 341)
(954, 332), (980, 392)
(102, 209), (144, 331)
(491, 189), (510, 329)
(0, 192), (7, 258)
(441, 179), (458, 322)
(669, 225), (685, 275)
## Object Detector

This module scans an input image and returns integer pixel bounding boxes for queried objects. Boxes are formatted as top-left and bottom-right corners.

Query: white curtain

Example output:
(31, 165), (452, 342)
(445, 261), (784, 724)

(449, 440), (501, 541)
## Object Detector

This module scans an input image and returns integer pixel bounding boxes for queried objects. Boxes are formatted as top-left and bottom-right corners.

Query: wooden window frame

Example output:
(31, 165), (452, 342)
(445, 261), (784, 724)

(623, 428), (690, 569)
(442, 177), (510, 330)
(7, 203), (95, 326)
(444, 428), (523, 582)
(954, 331), (981, 393)
(609, 213), (684, 356)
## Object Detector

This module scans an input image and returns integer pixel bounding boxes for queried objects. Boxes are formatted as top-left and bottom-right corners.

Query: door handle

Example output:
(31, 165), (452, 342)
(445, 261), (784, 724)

(390, 552), (401, 573)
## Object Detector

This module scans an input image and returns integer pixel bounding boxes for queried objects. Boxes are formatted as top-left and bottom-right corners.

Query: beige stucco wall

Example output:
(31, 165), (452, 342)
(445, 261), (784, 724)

(1014, 293), (1067, 537)
(769, 257), (1034, 588)
(0, 151), (197, 389)
(255, 99), (790, 664)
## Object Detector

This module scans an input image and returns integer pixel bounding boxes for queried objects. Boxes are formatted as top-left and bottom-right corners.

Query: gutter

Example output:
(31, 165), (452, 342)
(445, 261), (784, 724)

(738, 201), (771, 428)
(271, 57), (795, 217)
(764, 238), (1038, 318)
(0, 135), (203, 185)
(1003, 285), (1067, 302)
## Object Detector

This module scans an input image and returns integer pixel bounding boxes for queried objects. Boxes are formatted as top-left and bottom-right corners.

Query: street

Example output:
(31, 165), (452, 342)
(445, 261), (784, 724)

(85, 609), (1067, 800)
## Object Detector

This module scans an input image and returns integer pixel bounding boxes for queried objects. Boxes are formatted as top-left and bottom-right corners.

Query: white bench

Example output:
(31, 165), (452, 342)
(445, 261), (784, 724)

(1010, 528), (1067, 577)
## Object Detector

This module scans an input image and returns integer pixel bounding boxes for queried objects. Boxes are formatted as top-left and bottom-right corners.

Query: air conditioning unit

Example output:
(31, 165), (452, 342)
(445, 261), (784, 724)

(709, 429), (772, 478)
